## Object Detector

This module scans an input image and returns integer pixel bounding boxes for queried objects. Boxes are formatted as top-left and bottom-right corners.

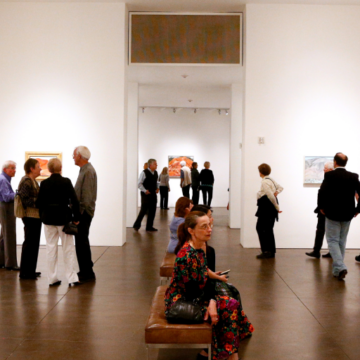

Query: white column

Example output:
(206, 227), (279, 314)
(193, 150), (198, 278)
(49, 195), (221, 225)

(229, 84), (242, 230)
(126, 82), (139, 227)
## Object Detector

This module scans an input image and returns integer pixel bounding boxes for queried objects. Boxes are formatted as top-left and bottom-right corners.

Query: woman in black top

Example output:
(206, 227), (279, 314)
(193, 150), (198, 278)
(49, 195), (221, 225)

(199, 161), (214, 207)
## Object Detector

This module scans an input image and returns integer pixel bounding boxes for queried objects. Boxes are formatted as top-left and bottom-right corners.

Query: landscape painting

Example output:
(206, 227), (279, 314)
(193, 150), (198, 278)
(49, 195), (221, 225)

(168, 156), (194, 177)
(25, 152), (62, 181)
(304, 156), (333, 184)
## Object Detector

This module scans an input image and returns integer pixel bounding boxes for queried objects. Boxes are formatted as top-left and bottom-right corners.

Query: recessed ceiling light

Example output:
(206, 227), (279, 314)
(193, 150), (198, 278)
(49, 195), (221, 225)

(181, 75), (188, 79)
(188, 99), (193, 102)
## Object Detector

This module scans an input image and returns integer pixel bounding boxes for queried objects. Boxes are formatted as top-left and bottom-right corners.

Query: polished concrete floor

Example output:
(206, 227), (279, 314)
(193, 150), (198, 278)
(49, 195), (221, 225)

(1, 208), (360, 359)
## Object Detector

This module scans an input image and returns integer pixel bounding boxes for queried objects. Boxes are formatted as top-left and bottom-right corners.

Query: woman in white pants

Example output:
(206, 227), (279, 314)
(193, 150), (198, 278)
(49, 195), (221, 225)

(36, 158), (81, 287)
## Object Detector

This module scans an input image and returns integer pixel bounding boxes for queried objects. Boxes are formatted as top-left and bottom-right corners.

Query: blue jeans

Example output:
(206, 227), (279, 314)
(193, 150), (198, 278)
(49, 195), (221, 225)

(325, 217), (351, 276)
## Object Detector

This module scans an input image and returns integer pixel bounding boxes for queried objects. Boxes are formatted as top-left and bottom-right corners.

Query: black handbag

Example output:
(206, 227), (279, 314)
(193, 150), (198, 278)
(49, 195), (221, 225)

(213, 281), (242, 310)
(62, 222), (78, 235)
(166, 299), (204, 324)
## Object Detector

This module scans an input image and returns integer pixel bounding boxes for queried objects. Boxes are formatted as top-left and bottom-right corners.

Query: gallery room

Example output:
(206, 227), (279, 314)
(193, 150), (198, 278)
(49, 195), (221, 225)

(1, 1), (360, 359)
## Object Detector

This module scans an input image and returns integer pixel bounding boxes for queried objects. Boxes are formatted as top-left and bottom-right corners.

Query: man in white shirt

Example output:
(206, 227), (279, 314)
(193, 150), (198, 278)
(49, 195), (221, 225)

(180, 161), (191, 198)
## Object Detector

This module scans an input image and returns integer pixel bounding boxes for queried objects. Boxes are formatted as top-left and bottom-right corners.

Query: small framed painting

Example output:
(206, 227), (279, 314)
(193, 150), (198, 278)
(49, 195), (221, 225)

(25, 152), (62, 181)
(168, 156), (194, 177)
(304, 156), (333, 184)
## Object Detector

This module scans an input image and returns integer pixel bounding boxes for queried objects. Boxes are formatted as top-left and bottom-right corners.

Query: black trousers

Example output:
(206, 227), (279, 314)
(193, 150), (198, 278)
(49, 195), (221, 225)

(313, 213), (326, 252)
(133, 193), (157, 230)
(159, 186), (169, 209)
(20, 217), (42, 277)
(75, 211), (95, 277)
(182, 185), (190, 198)
(192, 186), (200, 205)
(202, 187), (213, 207)
(256, 215), (276, 254)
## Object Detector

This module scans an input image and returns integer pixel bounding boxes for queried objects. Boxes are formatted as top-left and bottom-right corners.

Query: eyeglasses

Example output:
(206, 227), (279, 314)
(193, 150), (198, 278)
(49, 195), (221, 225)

(198, 224), (212, 230)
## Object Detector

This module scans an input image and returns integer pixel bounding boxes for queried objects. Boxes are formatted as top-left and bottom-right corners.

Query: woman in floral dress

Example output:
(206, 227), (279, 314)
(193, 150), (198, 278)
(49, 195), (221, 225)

(165, 212), (254, 360)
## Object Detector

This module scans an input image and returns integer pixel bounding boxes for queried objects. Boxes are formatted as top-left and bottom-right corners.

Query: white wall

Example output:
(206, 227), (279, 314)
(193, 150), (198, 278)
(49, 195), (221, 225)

(138, 108), (230, 208)
(0, 3), (127, 246)
(243, 4), (360, 248)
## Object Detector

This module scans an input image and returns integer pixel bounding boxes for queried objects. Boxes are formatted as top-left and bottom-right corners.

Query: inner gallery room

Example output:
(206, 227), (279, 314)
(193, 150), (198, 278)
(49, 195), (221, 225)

(1, 0), (360, 359)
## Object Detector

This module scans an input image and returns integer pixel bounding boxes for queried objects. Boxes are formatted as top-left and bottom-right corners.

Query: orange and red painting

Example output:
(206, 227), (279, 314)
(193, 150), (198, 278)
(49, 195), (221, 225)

(168, 156), (194, 177)
(25, 152), (62, 180)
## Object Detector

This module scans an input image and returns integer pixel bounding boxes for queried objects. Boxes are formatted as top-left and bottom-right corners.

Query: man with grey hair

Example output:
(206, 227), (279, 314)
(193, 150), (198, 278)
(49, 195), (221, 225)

(0, 161), (19, 270)
(180, 160), (191, 198)
(306, 161), (334, 259)
(133, 159), (159, 231)
(73, 146), (97, 282)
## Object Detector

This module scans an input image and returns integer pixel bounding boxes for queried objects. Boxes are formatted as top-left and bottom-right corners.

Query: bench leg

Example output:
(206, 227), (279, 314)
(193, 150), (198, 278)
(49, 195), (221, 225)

(146, 345), (149, 360)
(208, 344), (211, 360)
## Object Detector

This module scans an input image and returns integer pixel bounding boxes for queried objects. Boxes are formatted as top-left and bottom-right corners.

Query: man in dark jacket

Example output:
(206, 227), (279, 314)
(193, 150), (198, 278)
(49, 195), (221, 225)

(318, 153), (360, 280)
(191, 162), (200, 205)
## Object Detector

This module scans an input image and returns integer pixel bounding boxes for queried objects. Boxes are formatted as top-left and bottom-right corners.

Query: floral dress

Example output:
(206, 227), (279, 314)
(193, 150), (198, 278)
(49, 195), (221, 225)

(165, 242), (254, 360)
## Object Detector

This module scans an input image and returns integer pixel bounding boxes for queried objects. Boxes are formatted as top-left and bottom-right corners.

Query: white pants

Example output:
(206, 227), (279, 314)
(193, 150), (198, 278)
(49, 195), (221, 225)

(44, 225), (79, 285)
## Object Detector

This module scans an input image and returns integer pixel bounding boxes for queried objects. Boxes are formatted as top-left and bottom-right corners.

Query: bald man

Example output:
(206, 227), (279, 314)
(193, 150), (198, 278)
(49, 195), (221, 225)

(318, 152), (360, 280)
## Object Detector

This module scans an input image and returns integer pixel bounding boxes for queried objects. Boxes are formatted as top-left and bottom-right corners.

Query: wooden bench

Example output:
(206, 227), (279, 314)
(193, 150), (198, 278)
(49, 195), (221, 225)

(145, 286), (212, 360)
(159, 252), (176, 285)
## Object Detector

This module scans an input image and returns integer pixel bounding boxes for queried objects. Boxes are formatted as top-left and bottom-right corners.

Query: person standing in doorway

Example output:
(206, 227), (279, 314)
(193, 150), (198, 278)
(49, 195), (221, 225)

(133, 159), (159, 232)
(180, 161), (191, 198)
(318, 152), (360, 280)
(73, 146), (97, 282)
(200, 161), (214, 207)
(0, 161), (19, 270)
(306, 161), (334, 259)
(191, 162), (200, 205)
(159, 167), (170, 210)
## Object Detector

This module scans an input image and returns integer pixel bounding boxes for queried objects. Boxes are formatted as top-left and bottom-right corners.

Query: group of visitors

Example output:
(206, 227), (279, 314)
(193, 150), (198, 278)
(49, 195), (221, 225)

(0, 146), (97, 286)
(133, 159), (215, 232)
(256, 152), (360, 281)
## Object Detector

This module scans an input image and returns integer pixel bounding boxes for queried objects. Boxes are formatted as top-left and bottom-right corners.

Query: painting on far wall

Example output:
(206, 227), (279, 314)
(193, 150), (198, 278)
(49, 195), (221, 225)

(168, 156), (194, 177)
(25, 152), (62, 181)
(304, 156), (333, 184)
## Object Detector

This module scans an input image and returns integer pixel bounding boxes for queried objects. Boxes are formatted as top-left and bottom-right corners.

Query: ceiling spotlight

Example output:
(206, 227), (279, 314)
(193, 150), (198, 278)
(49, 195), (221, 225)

(226, 110), (229, 115)
(218, 109), (221, 115)
(173, 108), (176, 113)
(188, 99), (193, 103)
(142, 107), (145, 113)
(194, 108), (197, 114)
(181, 75), (188, 79)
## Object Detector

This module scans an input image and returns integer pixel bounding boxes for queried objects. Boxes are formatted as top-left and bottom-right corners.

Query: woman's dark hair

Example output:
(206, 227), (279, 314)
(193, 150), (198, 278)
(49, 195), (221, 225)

(258, 163), (271, 176)
(174, 211), (206, 254)
(191, 205), (211, 214)
(174, 197), (193, 218)
(24, 158), (39, 175)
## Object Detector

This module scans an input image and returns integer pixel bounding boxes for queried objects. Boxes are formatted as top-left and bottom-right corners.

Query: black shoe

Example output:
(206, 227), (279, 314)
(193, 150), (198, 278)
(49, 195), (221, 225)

(305, 251), (320, 259)
(146, 228), (158, 232)
(322, 252), (331, 258)
(49, 280), (62, 287)
(69, 281), (82, 287)
(35, 272), (41, 277)
(337, 269), (348, 280)
(196, 353), (208, 360)
(355, 255), (360, 262)
(78, 275), (96, 282)
(256, 252), (275, 259)
(133, 226), (140, 231)
(165, 208), (170, 210)
(6, 266), (20, 271)
(0, 265), (4, 269)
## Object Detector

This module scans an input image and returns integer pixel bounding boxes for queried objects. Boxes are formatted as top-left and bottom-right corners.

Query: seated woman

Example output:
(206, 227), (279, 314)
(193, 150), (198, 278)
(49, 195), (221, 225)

(166, 197), (193, 253)
(165, 212), (253, 360)
(191, 205), (216, 272)
(36, 158), (81, 287)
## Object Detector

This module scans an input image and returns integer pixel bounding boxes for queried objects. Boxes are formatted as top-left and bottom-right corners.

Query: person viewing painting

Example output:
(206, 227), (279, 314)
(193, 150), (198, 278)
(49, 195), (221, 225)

(191, 162), (200, 205)
(255, 163), (283, 259)
(200, 162), (214, 207)
(18, 159), (42, 279)
(36, 158), (81, 287)
(166, 212), (253, 360)
(180, 160), (192, 198)
(159, 167), (170, 210)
